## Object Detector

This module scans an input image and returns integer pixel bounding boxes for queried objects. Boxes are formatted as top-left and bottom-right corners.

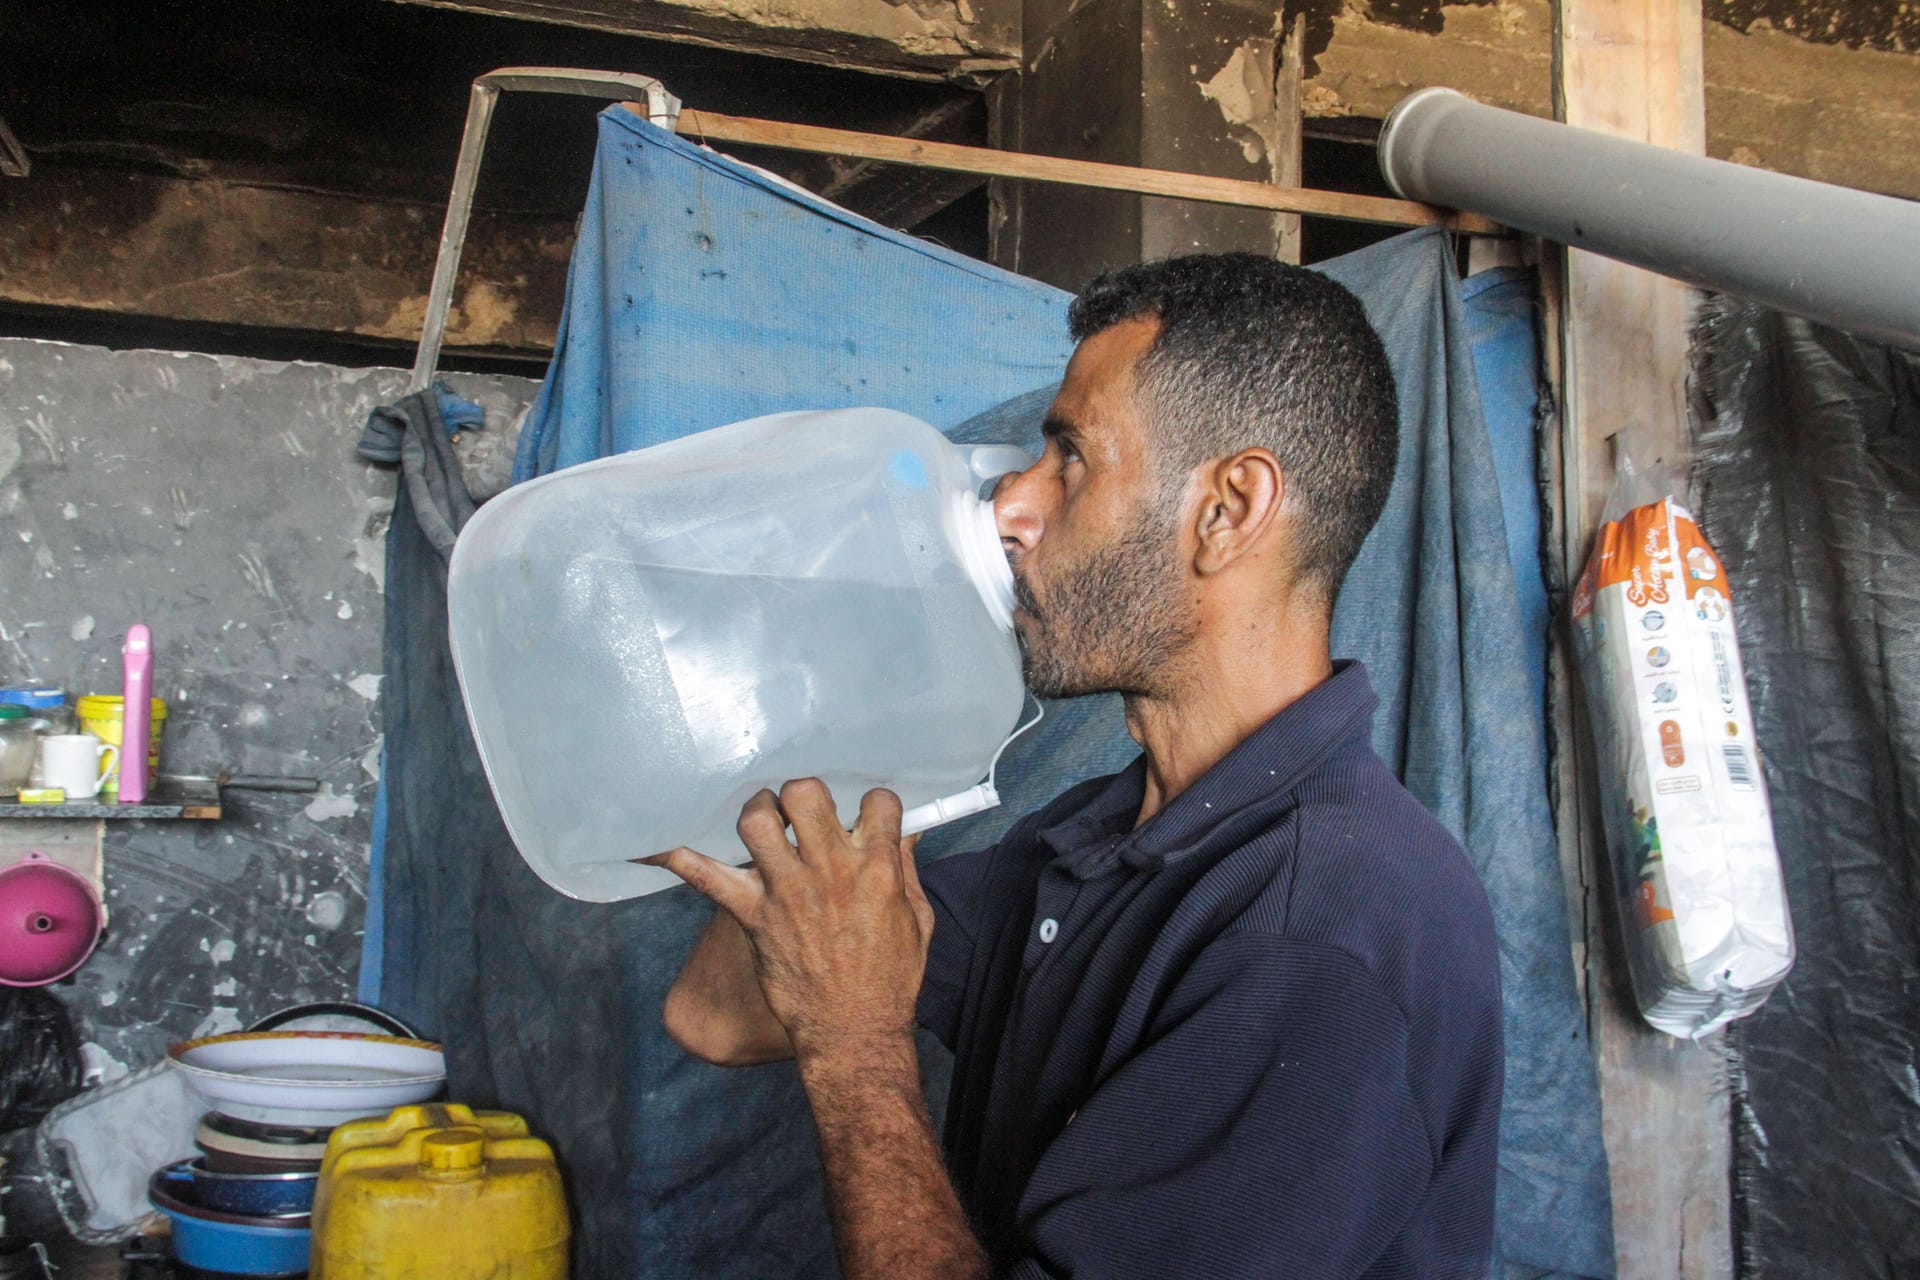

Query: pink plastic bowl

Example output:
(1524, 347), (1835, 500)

(0, 851), (105, 986)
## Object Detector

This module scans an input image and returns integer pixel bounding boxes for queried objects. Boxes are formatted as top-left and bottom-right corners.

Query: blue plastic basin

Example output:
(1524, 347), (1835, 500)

(149, 1162), (311, 1275)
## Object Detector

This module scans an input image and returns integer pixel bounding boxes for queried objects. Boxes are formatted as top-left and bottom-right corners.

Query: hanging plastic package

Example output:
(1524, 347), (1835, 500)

(448, 408), (1035, 902)
(1570, 458), (1794, 1037)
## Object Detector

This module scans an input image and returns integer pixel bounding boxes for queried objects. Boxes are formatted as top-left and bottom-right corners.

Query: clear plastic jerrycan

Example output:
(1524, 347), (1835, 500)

(447, 408), (1032, 902)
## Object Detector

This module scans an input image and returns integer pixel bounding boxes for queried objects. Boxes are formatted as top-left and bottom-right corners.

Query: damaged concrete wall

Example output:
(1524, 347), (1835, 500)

(1290, 0), (1920, 199)
(0, 174), (575, 352)
(997, 0), (1300, 286)
(1702, 15), (1920, 199)
(0, 339), (535, 1230)
(0, 0), (997, 357)
(388, 0), (1022, 77)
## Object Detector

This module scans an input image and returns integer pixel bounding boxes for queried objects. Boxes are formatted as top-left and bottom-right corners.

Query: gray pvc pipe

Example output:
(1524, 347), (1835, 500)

(1378, 87), (1920, 351)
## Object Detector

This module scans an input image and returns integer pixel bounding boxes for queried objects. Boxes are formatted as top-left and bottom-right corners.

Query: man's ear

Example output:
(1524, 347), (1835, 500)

(1192, 448), (1285, 576)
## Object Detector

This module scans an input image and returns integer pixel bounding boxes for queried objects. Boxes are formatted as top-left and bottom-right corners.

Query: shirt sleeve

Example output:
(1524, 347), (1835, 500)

(914, 845), (995, 1052)
(1003, 935), (1439, 1280)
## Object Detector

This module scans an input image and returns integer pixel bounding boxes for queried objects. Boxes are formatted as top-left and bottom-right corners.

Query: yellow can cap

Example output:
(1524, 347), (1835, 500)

(420, 1129), (486, 1175)
(75, 695), (168, 719)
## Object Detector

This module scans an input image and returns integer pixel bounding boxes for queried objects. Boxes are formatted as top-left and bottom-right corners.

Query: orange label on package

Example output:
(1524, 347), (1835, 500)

(1573, 499), (1677, 619)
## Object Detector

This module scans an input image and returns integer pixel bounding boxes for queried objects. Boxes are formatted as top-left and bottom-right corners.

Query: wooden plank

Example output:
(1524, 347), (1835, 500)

(1553, 3), (1732, 1279)
(1274, 14), (1306, 265)
(659, 106), (1504, 234)
(0, 168), (573, 354)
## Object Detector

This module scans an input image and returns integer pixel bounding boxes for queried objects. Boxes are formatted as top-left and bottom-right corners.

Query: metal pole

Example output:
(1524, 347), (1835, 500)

(410, 69), (681, 392)
(411, 80), (499, 393)
(1378, 87), (1920, 350)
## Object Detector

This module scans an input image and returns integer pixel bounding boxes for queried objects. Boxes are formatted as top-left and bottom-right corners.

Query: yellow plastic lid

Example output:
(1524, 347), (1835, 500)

(420, 1129), (487, 1175)
(75, 695), (168, 720)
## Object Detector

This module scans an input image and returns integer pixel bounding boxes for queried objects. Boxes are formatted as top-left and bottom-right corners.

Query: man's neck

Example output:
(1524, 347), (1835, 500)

(1123, 609), (1332, 828)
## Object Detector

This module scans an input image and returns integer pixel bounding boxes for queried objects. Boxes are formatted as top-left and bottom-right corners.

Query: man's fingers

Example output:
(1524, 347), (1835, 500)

(640, 847), (763, 920)
(778, 777), (844, 855)
(854, 787), (905, 840)
(897, 832), (936, 938)
(854, 788), (907, 885)
(735, 790), (801, 875)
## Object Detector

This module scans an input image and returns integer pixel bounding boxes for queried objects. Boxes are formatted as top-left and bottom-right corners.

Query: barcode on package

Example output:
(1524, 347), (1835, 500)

(1722, 743), (1755, 790)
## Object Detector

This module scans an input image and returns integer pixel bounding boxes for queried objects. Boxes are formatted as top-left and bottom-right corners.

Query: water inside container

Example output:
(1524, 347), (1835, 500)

(448, 408), (1029, 901)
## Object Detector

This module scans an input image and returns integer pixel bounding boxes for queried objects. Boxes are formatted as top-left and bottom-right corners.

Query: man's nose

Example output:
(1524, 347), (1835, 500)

(992, 464), (1045, 557)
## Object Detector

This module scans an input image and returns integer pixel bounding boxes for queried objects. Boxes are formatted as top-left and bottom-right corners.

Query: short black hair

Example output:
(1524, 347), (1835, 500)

(1068, 253), (1399, 605)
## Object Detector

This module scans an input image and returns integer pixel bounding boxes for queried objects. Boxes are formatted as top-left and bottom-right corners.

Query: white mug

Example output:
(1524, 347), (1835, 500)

(39, 733), (119, 801)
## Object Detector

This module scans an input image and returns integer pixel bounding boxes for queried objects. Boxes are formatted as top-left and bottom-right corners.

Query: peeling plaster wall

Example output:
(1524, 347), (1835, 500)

(1198, 38), (1286, 171)
(1292, 0), (1920, 199)
(1708, 0), (1918, 50)
(0, 339), (535, 1232)
(1302, 0), (1551, 121)
(1704, 17), (1920, 198)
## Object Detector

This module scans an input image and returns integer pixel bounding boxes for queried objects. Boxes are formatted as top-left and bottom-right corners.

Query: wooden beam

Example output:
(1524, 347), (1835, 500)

(660, 106), (1502, 233)
(0, 169), (570, 354)
(1552, 3), (1731, 1279)
(1273, 15), (1306, 265)
(379, 0), (1021, 81)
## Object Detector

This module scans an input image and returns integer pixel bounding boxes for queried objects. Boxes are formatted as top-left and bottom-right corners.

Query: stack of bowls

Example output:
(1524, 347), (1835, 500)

(153, 1005), (445, 1277)
(147, 1162), (313, 1280)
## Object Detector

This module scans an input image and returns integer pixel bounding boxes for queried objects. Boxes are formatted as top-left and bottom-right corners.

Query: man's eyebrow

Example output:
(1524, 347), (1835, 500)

(1040, 414), (1078, 442)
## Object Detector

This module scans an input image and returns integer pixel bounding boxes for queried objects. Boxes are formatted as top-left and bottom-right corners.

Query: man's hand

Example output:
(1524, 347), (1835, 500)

(650, 781), (989, 1280)
(647, 779), (933, 1060)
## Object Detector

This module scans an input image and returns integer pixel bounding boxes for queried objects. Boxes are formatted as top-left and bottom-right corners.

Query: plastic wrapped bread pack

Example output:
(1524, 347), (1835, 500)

(1570, 489), (1794, 1038)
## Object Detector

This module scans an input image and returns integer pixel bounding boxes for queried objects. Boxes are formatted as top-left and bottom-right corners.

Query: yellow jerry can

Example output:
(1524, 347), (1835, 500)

(311, 1103), (569, 1279)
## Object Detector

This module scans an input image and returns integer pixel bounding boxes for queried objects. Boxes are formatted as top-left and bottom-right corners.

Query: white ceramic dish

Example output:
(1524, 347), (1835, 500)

(168, 1032), (445, 1122)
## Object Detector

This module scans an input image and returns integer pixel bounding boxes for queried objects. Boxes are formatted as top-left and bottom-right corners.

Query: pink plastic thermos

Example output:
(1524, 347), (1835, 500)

(119, 624), (153, 803)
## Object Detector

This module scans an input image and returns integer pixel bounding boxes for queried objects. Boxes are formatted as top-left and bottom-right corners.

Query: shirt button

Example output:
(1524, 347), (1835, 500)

(1038, 918), (1059, 944)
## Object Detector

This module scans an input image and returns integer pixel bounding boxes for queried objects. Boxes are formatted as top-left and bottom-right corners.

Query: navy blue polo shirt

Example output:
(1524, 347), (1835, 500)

(916, 661), (1503, 1279)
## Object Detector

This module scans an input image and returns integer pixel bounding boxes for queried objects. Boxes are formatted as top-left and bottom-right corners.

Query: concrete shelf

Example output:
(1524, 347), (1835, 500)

(0, 774), (222, 819)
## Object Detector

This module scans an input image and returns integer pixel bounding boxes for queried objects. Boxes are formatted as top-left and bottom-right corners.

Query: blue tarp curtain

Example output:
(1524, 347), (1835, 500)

(369, 106), (1612, 1278)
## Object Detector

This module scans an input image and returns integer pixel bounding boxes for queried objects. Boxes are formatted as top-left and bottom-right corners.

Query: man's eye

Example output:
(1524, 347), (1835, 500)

(1057, 442), (1082, 467)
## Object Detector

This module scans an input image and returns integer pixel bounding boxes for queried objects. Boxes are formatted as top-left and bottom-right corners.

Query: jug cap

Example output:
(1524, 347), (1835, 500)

(420, 1129), (486, 1175)
(950, 491), (1016, 633)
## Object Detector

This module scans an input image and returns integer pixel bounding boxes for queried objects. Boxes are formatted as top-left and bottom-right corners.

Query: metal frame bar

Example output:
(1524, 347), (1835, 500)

(411, 65), (1497, 387)
(410, 68), (680, 392)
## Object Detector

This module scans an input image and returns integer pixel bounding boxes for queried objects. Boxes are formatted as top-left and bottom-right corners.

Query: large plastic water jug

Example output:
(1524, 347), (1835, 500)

(448, 408), (1031, 901)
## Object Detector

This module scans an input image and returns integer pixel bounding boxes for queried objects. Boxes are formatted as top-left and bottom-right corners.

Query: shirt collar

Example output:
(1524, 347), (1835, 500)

(1037, 660), (1380, 880)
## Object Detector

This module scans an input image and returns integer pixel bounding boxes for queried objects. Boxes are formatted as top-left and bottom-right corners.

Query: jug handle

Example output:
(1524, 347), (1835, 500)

(901, 783), (1000, 837)
(963, 445), (1033, 485)
(898, 697), (1045, 838)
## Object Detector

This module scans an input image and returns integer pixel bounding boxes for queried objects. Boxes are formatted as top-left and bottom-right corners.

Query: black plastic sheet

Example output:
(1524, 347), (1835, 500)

(1690, 297), (1920, 1277)
(0, 988), (81, 1134)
